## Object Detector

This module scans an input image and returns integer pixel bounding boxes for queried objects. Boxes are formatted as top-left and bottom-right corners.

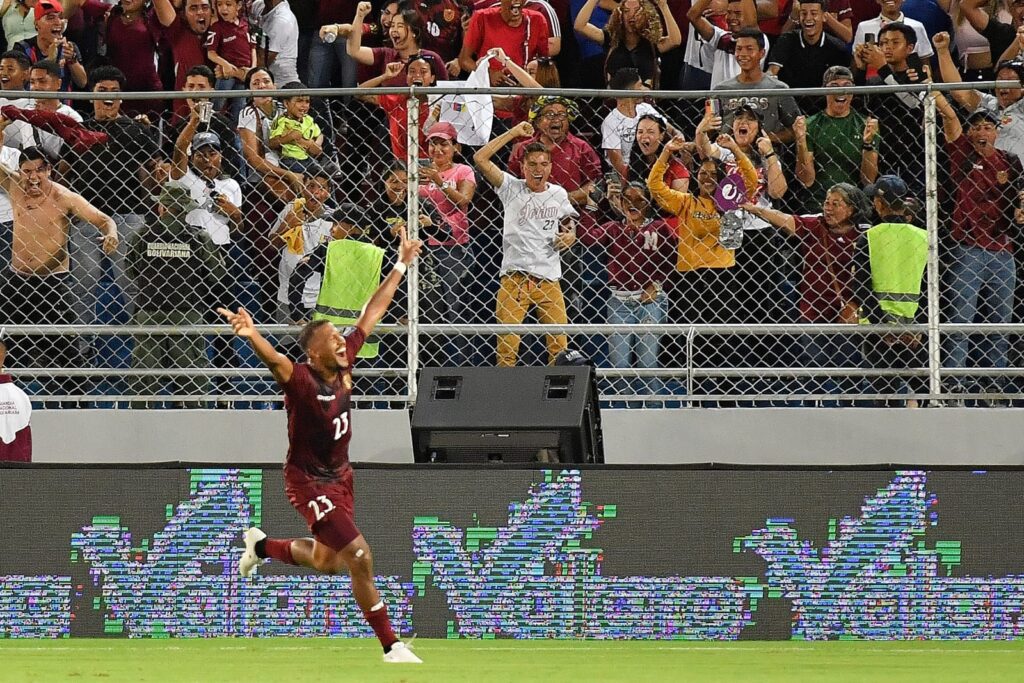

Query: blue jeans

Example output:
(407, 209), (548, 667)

(214, 77), (246, 123)
(606, 292), (667, 401)
(799, 332), (865, 407)
(943, 243), (1015, 387)
(421, 244), (475, 367)
(308, 36), (358, 89)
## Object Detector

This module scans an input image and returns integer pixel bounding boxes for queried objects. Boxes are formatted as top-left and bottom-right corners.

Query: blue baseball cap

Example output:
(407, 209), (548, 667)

(864, 175), (908, 204)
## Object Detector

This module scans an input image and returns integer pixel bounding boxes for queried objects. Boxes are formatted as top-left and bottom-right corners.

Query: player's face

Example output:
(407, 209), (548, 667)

(523, 150), (551, 192)
(310, 324), (349, 371)
(19, 158), (51, 197)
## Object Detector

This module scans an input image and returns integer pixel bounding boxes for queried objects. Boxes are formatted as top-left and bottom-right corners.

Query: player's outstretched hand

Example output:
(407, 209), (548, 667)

(397, 225), (423, 265)
(217, 306), (256, 338)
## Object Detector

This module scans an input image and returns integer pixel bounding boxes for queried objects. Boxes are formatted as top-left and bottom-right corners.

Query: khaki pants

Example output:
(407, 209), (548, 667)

(495, 272), (568, 367)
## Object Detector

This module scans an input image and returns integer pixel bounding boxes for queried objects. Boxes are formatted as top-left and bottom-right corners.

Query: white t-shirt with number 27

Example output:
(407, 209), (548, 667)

(496, 171), (578, 282)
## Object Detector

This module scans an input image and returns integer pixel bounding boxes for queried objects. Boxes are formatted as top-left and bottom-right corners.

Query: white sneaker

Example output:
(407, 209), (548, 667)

(383, 641), (422, 664)
(239, 527), (267, 578)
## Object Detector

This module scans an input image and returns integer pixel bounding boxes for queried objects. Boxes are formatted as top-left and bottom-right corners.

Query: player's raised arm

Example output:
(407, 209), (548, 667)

(355, 226), (423, 339)
(217, 306), (294, 385)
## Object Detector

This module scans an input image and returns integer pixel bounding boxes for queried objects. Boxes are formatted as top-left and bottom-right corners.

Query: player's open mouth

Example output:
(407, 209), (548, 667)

(735, 124), (751, 136)
(802, 20), (816, 29)
(530, 173), (544, 181)
(510, 1), (522, 15)
(833, 95), (848, 104)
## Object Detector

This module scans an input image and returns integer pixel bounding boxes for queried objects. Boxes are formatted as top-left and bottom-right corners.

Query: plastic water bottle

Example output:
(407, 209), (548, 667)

(718, 210), (744, 250)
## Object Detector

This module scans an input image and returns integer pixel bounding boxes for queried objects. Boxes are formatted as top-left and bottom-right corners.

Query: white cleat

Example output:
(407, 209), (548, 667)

(239, 527), (267, 578)
(383, 640), (423, 664)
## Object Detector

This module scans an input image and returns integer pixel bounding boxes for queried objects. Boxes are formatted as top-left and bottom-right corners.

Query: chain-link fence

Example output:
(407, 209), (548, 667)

(1, 79), (1022, 408)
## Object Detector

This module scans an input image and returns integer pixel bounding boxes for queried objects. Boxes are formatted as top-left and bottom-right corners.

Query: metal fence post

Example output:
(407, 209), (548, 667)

(406, 88), (421, 404)
(924, 93), (942, 401)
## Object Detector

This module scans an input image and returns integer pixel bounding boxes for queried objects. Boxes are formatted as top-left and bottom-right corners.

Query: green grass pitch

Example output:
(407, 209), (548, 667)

(2, 639), (1023, 682)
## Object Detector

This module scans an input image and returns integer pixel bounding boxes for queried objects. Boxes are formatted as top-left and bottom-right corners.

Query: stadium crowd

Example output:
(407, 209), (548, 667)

(0, 0), (1021, 406)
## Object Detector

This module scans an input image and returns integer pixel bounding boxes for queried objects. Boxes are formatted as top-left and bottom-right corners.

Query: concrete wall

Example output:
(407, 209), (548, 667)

(29, 408), (1024, 465)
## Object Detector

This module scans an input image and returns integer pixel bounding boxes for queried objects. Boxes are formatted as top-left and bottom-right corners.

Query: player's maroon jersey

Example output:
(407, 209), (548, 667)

(415, 0), (463, 62)
(280, 327), (365, 481)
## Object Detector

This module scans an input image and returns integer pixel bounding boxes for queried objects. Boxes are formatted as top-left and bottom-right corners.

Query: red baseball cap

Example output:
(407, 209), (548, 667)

(35, 0), (63, 20)
(425, 121), (458, 141)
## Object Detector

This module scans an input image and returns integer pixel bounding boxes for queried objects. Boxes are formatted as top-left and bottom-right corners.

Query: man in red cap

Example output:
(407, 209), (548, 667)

(12, 0), (88, 91)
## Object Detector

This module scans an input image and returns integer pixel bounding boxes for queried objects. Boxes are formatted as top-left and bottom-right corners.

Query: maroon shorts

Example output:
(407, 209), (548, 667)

(284, 469), (360, 552)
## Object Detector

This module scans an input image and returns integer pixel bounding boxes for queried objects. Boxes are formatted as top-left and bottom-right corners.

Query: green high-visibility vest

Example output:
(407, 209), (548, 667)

(863, 222), (928, 324)
(313, 239), (385, 358)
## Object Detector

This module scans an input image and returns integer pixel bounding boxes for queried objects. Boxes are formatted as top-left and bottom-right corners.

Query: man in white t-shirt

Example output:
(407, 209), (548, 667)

(601, 67), (657, 178)
(852, 0), (933, 59)
(270, 168), (335, 323)
(169, 129), (243, 248)
(255, 0), (300, 85)
(474, 120), (579, 367)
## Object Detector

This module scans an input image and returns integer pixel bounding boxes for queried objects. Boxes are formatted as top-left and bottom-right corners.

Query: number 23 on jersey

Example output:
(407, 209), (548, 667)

(332, 412), (350, 440)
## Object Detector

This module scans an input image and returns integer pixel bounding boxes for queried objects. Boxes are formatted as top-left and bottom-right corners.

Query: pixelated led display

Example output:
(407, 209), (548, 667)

(1, 467), (1022, 639)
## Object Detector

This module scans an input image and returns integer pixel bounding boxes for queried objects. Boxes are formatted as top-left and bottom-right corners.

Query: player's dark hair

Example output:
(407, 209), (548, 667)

(186, 64), (216, 87)
(0, 51), (31, 70)
(90, 65), (126, 90)
(299, 320), (332, 353)
(522, 142), (550, 161)
(878, 22), (916, 48)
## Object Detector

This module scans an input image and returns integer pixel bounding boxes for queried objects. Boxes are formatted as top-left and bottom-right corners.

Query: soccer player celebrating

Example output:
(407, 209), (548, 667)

(218, 226), (423, 664)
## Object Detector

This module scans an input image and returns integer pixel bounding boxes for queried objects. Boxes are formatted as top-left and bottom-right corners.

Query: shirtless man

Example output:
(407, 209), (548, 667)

(0, 142), (118, 372)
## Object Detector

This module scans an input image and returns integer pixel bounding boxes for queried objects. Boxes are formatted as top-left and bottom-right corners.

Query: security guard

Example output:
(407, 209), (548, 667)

(852, 175), (928, 407)
(126, 183), (227, 401)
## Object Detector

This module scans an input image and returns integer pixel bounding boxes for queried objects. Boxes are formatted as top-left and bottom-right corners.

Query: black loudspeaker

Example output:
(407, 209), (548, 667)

(411, 366), (604, 464)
